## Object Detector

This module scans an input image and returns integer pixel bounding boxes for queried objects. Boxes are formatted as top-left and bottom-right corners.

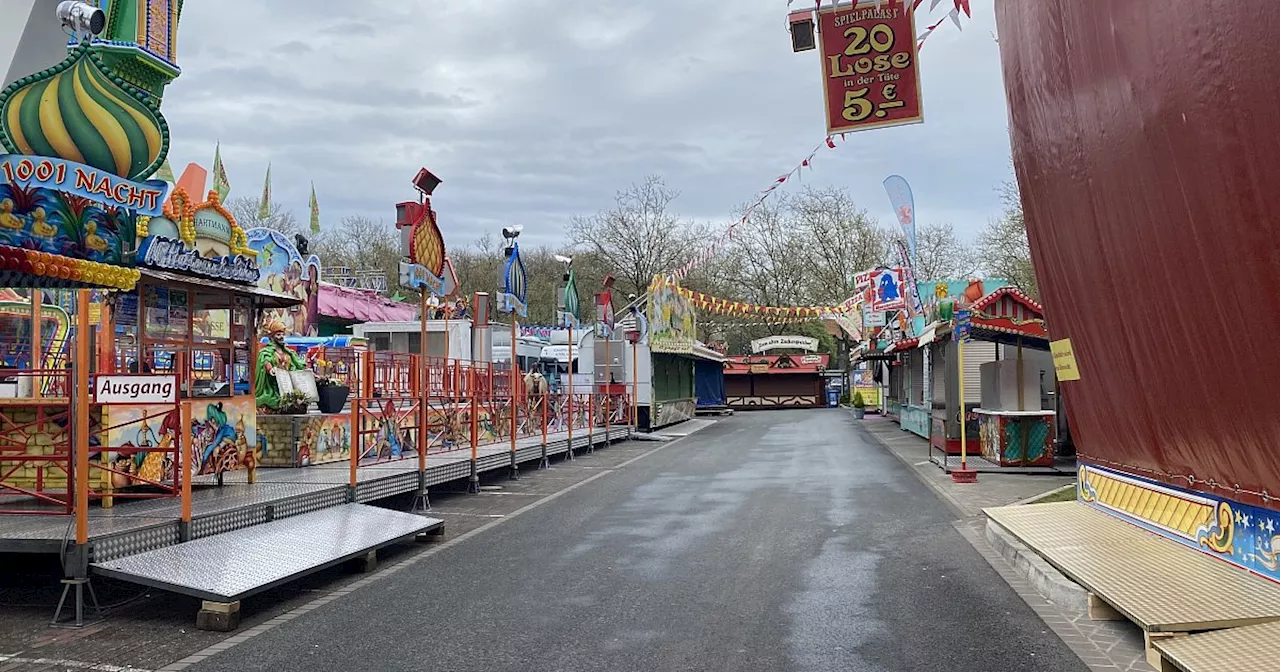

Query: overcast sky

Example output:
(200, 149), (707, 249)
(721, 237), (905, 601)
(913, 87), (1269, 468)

(162, 0), (1011, 250)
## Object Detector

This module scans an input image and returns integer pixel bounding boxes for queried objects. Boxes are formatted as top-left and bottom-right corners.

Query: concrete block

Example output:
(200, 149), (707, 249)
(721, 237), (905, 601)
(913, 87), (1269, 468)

(984, 519), (1089, 614)
(196, 600), (241, 632)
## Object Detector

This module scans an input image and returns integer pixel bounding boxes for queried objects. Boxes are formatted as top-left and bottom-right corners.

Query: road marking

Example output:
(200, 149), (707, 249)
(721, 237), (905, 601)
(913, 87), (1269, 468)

(154, 432), (697, 671)
(0, 655), (150, 671)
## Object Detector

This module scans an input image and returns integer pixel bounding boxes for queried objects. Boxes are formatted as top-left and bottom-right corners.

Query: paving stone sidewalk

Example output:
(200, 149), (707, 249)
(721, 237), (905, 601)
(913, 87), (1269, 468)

(859, 414), (1073, 517)
(856, 413), (1155, 672)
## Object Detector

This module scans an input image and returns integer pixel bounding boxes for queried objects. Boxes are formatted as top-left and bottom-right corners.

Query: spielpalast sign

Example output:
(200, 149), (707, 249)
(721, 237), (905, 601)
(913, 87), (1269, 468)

(750, 335), (819, 354)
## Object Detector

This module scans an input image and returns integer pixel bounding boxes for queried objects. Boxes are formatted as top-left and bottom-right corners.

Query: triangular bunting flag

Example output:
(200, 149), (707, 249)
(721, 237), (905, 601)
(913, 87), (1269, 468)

(211, 142), (231, 201)
(309, 182), (320, 234)
(258, 164), (272, 220)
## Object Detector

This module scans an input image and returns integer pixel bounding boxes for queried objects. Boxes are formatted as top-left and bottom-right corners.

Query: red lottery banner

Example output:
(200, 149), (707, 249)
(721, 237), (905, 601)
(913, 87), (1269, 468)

(817, 1), (924, 135)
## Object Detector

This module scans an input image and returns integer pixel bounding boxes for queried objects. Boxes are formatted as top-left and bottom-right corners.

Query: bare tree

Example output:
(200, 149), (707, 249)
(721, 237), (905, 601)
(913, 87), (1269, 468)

(788, 186), (890, 303)
(567, 176), (706, 299)
(225, 196), (301, 236)
(912, 222), (976, 282)
(976, 181), (1038, 298)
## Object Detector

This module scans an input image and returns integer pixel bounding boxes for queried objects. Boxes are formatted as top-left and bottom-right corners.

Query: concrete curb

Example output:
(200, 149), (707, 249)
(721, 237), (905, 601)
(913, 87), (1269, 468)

(983, 518), (1088, 615)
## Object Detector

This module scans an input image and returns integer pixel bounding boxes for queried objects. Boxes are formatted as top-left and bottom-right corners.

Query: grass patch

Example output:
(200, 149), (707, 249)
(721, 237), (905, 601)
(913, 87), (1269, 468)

(1026, 484), (1077, 504)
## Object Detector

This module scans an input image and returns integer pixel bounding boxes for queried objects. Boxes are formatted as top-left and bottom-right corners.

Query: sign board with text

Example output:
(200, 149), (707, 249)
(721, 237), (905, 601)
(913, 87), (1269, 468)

(751, 335), (820, 353)
(817, 1), (924, 135)
(94, 375), (178, 405)
(1050, 338), (1082, 381)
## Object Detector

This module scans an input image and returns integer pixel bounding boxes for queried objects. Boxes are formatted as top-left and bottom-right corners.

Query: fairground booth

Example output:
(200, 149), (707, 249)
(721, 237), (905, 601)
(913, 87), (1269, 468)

(909, 281), (1061, 472)
(0, 7), (298, 521)
(641, 275), (721, 429)
(723, 335), (830, 409)
(0, 9), (634, 631)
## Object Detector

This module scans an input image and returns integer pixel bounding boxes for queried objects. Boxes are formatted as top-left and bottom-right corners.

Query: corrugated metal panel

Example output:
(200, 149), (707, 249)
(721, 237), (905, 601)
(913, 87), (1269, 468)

(907, 350), (924, 405)
(962, 341), (996, 403)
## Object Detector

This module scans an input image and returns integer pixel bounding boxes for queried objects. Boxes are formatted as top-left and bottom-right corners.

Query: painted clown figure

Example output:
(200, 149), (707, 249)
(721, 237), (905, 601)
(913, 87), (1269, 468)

(254, 319), (305, 411)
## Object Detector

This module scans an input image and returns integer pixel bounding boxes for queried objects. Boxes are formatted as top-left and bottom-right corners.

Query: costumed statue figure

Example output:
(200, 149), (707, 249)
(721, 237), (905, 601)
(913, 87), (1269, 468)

(255, 319), (305, 411)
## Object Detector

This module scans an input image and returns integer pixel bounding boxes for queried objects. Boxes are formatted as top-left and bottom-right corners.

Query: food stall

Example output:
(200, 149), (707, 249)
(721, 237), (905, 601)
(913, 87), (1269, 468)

(724, 354), (830, 409)
(968, 288), (1056, 467)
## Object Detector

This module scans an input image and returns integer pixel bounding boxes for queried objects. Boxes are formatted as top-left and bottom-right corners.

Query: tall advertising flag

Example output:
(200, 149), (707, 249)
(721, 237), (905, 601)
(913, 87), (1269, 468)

(883, 174), (916, 262)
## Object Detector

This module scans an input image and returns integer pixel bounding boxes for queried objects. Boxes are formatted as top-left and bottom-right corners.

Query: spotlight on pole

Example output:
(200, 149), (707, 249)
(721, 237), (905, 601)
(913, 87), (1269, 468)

(56, 1), (105, 38)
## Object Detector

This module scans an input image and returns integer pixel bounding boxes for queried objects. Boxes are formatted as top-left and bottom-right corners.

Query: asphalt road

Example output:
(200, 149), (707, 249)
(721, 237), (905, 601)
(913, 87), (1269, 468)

(192, 410), (1086, 672)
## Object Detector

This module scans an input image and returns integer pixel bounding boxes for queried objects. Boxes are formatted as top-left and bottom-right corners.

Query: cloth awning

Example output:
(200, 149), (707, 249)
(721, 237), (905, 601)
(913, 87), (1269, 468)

(318, 283), (417, 322)
(139, 268), (301, 308)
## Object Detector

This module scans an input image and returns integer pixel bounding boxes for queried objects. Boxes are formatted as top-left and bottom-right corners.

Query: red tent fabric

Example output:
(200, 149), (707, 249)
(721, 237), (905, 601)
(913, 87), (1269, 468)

(997, 1), (1280, 508)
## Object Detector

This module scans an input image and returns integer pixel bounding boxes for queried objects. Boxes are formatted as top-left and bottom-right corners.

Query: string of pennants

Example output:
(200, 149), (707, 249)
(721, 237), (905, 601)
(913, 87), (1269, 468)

(698, 318), (826, 327)
(669, 0), (971, 284)
(675, 285), (860, 319)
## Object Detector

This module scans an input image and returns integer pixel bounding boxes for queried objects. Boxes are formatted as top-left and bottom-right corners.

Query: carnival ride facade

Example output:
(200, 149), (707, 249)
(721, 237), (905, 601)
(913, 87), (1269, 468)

(0, 3), (633, 630)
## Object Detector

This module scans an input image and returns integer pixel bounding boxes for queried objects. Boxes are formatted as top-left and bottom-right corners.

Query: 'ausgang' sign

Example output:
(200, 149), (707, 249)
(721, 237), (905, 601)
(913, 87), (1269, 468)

(94, 375), (177, 405)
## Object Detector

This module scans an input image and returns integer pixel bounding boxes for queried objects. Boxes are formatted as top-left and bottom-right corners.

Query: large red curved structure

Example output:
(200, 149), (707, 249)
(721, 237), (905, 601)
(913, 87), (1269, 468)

(997, 2), (1280, 508)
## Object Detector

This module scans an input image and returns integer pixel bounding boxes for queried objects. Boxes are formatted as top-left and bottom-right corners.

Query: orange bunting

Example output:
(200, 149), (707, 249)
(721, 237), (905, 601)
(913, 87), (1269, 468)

(668, 281), (857, 321)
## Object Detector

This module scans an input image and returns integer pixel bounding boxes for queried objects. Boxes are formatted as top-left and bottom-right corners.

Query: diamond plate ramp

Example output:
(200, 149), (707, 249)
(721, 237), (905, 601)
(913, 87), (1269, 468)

(985, 501), (1280, 632)
(91, 504), (442, 602)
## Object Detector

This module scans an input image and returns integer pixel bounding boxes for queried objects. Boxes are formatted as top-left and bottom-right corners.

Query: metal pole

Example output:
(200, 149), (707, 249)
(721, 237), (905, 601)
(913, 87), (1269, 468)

(566, 323), (574, 459)
(509, 318), (519, 479)
(958, 339), (967, 470)
(469, 366), (480, 493)
(604, 335), (611, 441)
(540, 384), (549, 469)
(73, 290), (90, 545)
(180, 401), (192, 541)
(587, 386), (594, 454)
(32, 289), (43, 397)
(632, 338), (638, 432)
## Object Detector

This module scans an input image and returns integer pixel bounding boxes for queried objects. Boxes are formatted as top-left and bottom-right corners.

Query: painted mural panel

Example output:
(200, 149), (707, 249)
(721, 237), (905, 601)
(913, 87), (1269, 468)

(1079, 464), (1280, 580)
(977, 412), (1053, 467)
(653, 398), (695, 428)
(258, 414), (351, 467)
(647, 275), (696, 354)
(102, 404), (180, 486)
(190, 396), (259, 475)
(247, 228), (320, 336)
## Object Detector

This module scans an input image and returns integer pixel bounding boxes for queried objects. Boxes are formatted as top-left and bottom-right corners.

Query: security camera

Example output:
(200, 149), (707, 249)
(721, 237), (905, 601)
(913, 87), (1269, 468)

(553, 254), (573, 266)
(57, 1), (106, 37)
(501, 225), (523, 240)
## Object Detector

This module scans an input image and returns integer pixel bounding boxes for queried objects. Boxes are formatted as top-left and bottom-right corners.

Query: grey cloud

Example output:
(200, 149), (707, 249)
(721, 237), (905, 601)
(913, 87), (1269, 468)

(164, 0), (1011, 252)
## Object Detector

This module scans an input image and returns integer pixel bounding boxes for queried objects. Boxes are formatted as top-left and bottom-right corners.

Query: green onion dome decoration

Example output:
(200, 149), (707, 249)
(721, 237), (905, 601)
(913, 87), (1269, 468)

(0, 42), (168, 182)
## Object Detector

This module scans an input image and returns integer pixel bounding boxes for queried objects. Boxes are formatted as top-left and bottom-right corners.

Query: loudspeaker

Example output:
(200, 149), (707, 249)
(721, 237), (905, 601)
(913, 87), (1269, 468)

(789, 11), (816, 52)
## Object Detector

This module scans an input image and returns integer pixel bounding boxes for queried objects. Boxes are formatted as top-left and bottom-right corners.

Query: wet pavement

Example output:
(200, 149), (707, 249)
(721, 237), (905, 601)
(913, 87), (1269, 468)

(171, 409), (1084, 672)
